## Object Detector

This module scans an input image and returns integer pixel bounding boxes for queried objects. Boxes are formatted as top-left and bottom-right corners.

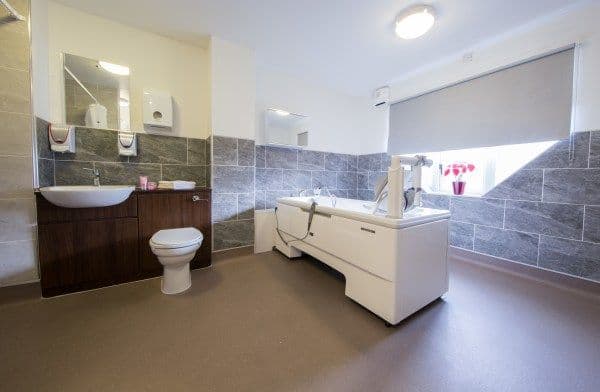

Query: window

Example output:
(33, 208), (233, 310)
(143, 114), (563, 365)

(410, 141), (557, 196)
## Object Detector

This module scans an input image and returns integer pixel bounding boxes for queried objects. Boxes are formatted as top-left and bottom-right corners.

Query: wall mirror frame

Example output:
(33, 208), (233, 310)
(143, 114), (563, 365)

(264, 108), (309, 148)
(61, 53), (131, 131)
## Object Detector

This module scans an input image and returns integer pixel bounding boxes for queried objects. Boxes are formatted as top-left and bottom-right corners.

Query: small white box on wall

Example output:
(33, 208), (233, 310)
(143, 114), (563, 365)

(143, 89), (173, 130)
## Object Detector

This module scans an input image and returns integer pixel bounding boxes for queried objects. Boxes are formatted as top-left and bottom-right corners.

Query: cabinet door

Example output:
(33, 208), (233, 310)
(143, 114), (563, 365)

(38, 218), (139, 296)
(138, 191), (211, 276)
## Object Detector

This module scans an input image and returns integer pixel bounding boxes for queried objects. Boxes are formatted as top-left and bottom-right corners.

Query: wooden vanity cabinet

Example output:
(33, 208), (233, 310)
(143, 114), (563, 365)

(36, 189), (212, 297)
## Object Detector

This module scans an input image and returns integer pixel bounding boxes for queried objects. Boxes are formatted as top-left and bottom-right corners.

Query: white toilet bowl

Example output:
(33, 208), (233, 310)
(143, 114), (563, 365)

(149, 227), (203, 294)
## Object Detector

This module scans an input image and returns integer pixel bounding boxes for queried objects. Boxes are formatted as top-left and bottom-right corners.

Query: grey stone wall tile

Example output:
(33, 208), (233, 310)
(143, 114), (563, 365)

(347, 155), (358, 171)
(162, 165), (207, 186)
(238, 193), (255, 220)
(543, 169), (600, 205)
(325, 153), (347, 171)
(255, 190), (266, 210)
(238, 139), (255, 166)
(337, 171), (357, 190)
(381, 153), (391, 170)
(56, 127), (122, 162)
(333, 190), (348, 198)
(255, 145), (266, 168)
(212, 194), (237, 222)
(357, 172), (369, 189)
(283, 169), (312, 191)
(213, 166), (254, 194)
(524, 132), (590, 169)
(266, 146), (297, 169)
(298, 150), (325, 170)
(583, 206), (600, 243)
(474, 226), (539, 265)
(55, 161), (94, 185)
(212, 136), (237, 165)
(450, 197), (504, 228)
(449, 221), (474, 250)
(256, 168), (283, 191)
(94, 162), (161, 186)
(357, 189), (374, 201)
(590, 131), (600, 168)
(187, 138), (207, 165)
(505, 201), (583, 240)
(312, 171), (337, 189)
(38, 158), (54, 187)
(347, 189), (358, 199)
(35, 117), (53, 160)
(539, 236), (600, 280)
(130, 133), (187, 164)
(213, 220), (254, 251)
(485, 170), (543, 201)
(358, 153), (381, 172)
(421, 193), (450, 210)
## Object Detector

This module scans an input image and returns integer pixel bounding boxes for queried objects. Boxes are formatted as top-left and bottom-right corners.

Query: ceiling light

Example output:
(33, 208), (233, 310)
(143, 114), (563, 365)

(99, 61), (130, 76)
(274, 109), (290, 116)
(395, 5), (435, 40)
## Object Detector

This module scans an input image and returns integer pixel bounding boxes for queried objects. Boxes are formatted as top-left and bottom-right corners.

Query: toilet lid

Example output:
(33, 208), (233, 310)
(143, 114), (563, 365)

(150, 227), (203, 249)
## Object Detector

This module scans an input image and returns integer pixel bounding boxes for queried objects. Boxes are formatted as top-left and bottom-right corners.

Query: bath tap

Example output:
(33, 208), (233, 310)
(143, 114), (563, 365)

(83, 167), (101, 187)
(313, 187), (336, 207)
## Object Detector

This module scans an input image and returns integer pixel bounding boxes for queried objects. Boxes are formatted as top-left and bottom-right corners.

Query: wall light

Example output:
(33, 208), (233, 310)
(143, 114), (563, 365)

(99, 61), (130, 76)
(274, 109), (290, 116)
(395, 5), (435, 40)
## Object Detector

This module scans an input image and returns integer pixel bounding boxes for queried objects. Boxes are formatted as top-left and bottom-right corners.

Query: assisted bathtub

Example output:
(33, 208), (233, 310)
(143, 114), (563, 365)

(274, 196), (450, 325)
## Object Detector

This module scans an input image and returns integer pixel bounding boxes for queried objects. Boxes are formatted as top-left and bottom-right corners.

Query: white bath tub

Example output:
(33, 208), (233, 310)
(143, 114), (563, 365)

(274, 196), (450, 325)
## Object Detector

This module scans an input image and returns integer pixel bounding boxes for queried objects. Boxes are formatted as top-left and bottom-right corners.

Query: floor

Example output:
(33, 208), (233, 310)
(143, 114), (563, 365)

(1, 251), (599, 392)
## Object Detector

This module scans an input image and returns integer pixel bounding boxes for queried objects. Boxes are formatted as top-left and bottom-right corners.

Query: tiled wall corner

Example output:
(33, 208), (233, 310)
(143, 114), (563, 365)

(422, 130), (600, 283)
(211, 136), (255, 251)
(0, 0), (38, 286)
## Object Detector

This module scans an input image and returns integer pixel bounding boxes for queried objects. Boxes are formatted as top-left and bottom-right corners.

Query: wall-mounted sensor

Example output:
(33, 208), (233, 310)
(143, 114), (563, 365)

(49, 124), (76, 153)
(373, 86), (390, 107)
(143, 89), (173, 131)
(118, 131), (137, 156)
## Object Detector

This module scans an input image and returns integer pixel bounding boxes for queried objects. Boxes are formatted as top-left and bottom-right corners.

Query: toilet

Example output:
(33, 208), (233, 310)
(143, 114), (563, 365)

(149, 227), (203, 294)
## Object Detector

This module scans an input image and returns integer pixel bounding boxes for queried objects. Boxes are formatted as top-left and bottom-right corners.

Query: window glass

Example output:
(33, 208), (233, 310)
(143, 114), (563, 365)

(408, 141), (556, 196)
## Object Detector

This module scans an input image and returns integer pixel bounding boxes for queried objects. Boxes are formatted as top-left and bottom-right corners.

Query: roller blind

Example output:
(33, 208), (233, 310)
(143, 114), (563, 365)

(388, 48), (575, 154)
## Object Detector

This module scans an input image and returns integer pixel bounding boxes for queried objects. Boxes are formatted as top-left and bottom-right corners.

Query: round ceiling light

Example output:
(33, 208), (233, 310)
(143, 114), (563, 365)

(395, 5), (435, 40)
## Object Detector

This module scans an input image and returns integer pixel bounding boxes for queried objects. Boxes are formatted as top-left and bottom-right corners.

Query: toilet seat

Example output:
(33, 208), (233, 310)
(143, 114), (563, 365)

(150, 227), (203, 249)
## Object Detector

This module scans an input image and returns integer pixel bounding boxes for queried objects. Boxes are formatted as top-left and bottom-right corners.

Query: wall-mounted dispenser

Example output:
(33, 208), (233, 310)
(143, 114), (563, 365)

(143, 89), (173, 131)
(48, 124), (76, 153)
(118, 131), (137, 156)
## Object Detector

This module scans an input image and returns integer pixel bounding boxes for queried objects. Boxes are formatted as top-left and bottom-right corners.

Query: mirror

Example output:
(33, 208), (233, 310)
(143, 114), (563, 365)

(264, 108), (309, 148)
(63, 53), (131, 130)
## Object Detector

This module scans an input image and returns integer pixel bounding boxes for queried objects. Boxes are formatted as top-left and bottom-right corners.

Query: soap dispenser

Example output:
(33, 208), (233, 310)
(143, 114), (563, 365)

(48, 124), (76, 153)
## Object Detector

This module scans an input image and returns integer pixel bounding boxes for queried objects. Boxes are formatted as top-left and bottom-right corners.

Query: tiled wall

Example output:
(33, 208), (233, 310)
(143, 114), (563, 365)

(35, 118), (210, 187)
(423, 131), (600, 283)
(255, 145), (360, 209)
(211, 136), (255, 251)
(0, 0), (37, 286)
(64, 77), (119, 129)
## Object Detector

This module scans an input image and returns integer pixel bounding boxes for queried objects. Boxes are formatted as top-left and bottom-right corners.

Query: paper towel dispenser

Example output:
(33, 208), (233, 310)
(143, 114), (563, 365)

(143, 89), (173, 130)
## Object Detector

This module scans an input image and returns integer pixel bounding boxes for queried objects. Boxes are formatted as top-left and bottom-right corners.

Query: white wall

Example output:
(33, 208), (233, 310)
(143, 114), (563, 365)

(34, 1), (210, 138)
(256, 69), (388, 155)
(210, 37), (256, 139)
(389, 1), (600, 134)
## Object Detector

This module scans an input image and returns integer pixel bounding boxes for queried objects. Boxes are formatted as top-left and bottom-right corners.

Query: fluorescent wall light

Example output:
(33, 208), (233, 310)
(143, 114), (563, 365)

(274, 109), (290, 116)
(395, 5), (435, 40)
(99, 61), (130, 76)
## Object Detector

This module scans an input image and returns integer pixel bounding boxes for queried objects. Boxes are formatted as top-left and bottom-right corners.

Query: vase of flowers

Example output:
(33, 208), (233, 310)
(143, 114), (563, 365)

(443, 162), (475, 195)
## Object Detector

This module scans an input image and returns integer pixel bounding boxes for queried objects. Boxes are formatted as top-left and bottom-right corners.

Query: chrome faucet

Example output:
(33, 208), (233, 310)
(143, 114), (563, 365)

(314, 186), (337, 207)
(83, 167), (101, 187)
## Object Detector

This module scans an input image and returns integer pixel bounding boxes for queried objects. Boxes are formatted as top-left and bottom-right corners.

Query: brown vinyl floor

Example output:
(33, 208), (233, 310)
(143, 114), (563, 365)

(1, 251), (599, 392)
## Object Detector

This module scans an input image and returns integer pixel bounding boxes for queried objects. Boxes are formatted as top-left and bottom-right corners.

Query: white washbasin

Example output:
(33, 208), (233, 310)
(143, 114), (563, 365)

(39, 185), (135, 208)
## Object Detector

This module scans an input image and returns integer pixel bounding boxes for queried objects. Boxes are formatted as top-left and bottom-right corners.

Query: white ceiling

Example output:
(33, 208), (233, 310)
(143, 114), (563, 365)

(53, 0), (582, 97)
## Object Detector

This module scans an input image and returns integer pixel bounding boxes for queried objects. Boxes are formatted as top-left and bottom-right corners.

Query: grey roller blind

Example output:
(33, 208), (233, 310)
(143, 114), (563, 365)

(388, 48), (574, 154)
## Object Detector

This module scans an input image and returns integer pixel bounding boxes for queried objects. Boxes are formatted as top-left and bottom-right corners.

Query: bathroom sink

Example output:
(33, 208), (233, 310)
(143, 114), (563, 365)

(39, 185), (135, 208)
